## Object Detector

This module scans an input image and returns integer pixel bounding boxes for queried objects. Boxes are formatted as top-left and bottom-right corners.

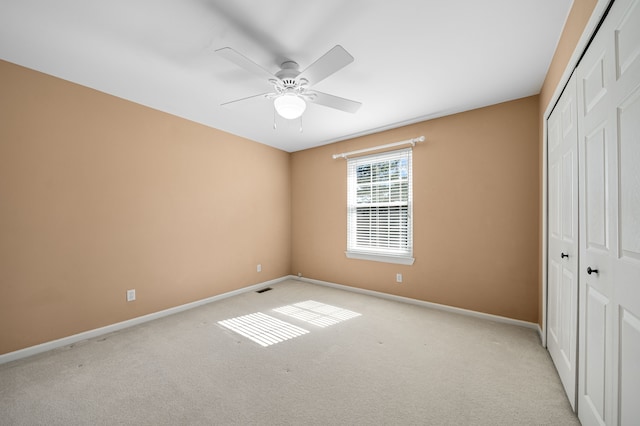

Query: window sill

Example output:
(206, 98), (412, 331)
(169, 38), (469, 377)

(345, 251), (415, 265)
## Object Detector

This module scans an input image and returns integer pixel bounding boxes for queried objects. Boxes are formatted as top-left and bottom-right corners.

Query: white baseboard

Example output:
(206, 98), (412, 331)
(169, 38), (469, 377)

(0, 276), (289, 365)
(537, 323), (544, 345)
(1, 275), (542, 365)
(296, 276), (540, 331)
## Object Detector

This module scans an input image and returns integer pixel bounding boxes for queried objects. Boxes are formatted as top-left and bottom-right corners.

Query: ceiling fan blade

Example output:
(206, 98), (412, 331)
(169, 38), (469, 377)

(221, 92), (272, 107)
(298, 45), (354, 86)
(308, 91), (362, 114)
(215, 47), (275, 81)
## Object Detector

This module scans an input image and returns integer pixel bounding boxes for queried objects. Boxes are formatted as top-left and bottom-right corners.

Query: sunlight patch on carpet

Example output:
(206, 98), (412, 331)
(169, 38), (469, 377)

(273, 300), (361, 328)
(218, 312), (309, 347)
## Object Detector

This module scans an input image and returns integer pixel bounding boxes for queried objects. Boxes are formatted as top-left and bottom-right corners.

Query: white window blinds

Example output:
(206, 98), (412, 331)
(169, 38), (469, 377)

(347, 148), (413, 264)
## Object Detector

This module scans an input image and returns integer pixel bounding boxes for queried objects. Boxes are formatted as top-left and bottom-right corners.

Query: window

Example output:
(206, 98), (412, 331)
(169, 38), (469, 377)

(346, 148), (414, 265)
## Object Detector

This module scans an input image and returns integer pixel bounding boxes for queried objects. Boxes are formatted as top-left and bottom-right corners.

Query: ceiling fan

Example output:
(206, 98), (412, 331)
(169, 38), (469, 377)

(216, 45), (362, 120)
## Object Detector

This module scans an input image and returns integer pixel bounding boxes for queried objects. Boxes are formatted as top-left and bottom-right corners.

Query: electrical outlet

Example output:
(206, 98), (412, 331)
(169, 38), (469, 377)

(126, 289), (136, 302)
(396, 273), (403, 283)
(257, 264), (262, 272)
(298, 272), (302, 277)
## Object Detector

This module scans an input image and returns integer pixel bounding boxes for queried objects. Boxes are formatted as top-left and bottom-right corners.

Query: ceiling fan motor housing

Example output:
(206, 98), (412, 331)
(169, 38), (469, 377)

(276, 61), (301, 85)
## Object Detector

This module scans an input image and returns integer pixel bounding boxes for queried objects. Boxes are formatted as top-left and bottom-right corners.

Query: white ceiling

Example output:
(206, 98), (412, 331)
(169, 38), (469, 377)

(0, 0), (573, 152)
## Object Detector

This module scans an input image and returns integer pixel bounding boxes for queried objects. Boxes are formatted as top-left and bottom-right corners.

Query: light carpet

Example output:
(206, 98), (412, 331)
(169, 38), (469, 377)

(0, 279), (579, 425)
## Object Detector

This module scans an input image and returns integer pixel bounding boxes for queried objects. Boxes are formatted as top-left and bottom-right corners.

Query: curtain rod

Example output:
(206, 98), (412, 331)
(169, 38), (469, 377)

(332, 136), (425, 159)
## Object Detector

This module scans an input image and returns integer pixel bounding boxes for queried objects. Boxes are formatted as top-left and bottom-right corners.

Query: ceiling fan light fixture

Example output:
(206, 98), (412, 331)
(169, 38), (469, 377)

(274, 93), (306, 119)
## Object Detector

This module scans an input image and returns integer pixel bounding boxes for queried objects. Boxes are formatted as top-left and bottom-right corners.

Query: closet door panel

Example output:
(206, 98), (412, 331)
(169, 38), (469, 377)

(618, 88), (640, 261)
(584, 126), (609, 252)
(612, 1), (640, 422)
(616, 87), (640, 424)
(577, 3), (616, 423)
(577, 1), (640, 424)
(619, 308), (640, 424)
(548, 259), (561, 342)
(583, 54), (608, 115)
(584, 286), (608, 421)
(614, 0), (640, 78)
(580, 128), (614, 424)
(562, 150), (577, 243)
(550, 161), (561, 240)
(560, 268), (577, 366)
(547, 73), (579, 409)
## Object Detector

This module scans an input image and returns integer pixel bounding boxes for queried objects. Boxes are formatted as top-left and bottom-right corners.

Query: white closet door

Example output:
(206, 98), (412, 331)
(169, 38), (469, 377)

(611, 2), (640, 423)
(577, 0), (640, 424)
(547, 72), (579, 410)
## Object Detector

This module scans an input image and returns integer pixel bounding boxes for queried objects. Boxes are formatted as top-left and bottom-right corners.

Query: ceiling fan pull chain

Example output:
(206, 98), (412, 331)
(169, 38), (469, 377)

(273, 106), (277, 130)
(299, 115), (303, 133)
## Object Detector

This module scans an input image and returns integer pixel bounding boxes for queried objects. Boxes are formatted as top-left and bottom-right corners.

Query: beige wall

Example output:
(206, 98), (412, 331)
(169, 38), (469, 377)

(0, 0), (603, 355)
(0, 60), (291, 355)
(537, 0), (599, 324)
(291, 96), (540, 323)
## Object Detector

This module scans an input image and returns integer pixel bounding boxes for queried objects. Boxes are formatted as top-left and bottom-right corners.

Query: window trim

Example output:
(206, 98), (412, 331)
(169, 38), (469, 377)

(345, 148), (414, 265)
(345, 250), (415, 265)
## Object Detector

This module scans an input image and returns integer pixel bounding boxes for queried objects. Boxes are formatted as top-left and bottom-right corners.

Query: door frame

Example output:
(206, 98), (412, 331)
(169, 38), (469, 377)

(541, 0), (613, 347)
